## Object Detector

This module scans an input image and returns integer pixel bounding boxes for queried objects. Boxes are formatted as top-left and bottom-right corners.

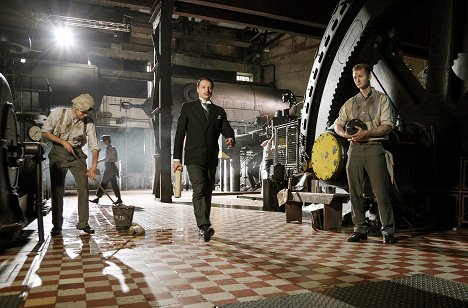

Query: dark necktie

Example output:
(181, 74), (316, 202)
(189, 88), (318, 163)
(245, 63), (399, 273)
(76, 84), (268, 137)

(202, 103), (210, 120)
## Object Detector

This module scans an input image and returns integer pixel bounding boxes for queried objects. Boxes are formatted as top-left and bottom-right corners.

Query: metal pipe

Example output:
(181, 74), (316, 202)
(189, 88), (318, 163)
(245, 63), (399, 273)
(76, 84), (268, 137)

(223, 159), (230, 192)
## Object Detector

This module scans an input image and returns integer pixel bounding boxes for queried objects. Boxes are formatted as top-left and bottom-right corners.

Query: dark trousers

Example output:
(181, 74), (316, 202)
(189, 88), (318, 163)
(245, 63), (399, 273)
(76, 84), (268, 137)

(264, 159), (273, 178)
(49, 145), (90, 229)
(247, 161), (259, 188)
(96, 162), (121, 199)
(186, 164), (216, 228)
(346, 144), (395, 235)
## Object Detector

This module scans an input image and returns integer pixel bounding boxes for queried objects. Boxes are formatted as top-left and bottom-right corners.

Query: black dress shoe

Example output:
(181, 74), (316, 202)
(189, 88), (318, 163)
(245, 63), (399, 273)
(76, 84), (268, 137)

(198, 225), (208, 238)
(79, 226), (95, 234)
(90, 198), (99, 204)
(50, 227), (62, 236)
(383, 234), (398, 244)
(203, 227), (215, 242)
(115, 198), (123, 204)
(347, 232), (368, 242)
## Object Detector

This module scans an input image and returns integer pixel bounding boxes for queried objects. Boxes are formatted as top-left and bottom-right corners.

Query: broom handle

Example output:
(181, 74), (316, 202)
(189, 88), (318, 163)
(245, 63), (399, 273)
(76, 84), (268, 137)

(70, 150), (116, 204)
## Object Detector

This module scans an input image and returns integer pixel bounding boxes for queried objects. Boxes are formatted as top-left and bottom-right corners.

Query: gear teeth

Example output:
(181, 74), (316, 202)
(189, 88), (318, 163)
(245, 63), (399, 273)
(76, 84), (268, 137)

(301, 0), (406, 165)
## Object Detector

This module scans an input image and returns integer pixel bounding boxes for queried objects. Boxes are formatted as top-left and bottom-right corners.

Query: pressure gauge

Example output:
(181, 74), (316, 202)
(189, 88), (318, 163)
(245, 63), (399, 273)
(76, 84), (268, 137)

(28, 125), (43, 141)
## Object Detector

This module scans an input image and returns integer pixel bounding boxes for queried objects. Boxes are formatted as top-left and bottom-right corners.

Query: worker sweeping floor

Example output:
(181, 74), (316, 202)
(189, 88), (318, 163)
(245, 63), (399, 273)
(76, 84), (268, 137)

(0, 190), (467, 307)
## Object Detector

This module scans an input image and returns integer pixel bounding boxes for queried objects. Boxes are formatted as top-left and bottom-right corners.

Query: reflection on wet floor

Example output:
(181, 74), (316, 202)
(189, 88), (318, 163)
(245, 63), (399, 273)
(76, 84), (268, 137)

(0, 190), (467, 307)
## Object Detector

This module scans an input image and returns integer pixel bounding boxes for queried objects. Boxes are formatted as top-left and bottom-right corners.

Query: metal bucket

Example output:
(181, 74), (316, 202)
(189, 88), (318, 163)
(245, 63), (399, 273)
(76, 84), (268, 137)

(112, 204), (135, 230)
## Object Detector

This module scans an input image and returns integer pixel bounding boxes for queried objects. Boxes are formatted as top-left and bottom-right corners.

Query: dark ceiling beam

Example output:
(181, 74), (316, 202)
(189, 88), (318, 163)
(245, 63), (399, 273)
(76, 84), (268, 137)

(99, 68), (153, 80)
(89, 46), (153, 61)
(172, 49), (247, 63)
(173, 1), (327, 38)
(174, 0), (334, 26)
(74, 0), (152, 13)
(172, 31), (252, 48)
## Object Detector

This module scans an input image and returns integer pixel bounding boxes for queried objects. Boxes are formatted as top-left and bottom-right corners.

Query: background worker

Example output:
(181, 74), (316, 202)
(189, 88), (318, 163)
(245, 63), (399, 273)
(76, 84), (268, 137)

(261, 134), (275, 180)
(90, 135), (122, 204)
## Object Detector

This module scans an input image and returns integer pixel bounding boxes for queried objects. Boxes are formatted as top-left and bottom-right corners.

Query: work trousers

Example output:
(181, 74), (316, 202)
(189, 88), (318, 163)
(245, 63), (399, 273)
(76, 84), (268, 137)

(346, 144), (395, 235)
(186, 165), (217, 228)
(49, 145), (90, 229)
(96, 162), (121, 199)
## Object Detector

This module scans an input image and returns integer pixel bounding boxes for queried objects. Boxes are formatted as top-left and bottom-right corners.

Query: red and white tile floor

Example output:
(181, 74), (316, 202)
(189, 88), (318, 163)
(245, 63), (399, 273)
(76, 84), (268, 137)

(1, 190), (467, 307)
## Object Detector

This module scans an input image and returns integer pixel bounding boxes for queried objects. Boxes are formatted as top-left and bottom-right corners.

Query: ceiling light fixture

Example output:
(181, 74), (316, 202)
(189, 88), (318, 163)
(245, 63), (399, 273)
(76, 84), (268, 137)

(54, 26), (74, 47)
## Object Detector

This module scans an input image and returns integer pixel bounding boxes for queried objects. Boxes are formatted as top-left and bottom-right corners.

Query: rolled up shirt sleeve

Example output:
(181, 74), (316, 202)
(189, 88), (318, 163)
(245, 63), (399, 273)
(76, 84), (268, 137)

(379, 95), (395, 129)
(86, 122), (100, 152)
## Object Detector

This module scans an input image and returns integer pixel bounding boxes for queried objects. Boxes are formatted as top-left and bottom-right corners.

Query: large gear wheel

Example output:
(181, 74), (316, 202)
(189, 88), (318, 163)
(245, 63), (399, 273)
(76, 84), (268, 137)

(300, 0), (465, 226)
(300, 0), (428, 158)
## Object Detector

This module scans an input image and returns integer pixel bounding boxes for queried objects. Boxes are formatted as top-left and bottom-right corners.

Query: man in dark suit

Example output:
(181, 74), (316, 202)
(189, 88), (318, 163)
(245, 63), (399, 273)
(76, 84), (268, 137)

(173, 77), (236, 242)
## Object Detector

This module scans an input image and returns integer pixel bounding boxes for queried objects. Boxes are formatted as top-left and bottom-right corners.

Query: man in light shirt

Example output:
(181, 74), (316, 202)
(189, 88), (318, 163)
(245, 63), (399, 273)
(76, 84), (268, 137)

(334, 64), (397, 244)
(42, 93), (100, 236)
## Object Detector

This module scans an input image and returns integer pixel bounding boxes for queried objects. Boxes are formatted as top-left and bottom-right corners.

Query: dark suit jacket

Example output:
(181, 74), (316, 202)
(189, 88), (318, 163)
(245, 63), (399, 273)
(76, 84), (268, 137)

(173, 99), (235, 167)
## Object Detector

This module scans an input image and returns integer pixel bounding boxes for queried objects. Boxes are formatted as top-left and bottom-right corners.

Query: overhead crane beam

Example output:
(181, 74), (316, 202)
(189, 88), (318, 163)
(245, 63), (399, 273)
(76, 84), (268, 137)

(34, 13), (131, 32)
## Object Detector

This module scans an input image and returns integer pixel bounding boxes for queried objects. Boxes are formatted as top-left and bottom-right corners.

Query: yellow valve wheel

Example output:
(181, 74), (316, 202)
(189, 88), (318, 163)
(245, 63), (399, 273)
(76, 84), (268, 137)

(311, 131), (345, 181)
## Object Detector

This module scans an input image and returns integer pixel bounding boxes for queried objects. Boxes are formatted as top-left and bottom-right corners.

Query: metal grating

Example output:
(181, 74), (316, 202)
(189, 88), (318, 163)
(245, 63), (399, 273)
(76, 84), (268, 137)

(221, 274), (468, 308)
(273, 120), (298, 169)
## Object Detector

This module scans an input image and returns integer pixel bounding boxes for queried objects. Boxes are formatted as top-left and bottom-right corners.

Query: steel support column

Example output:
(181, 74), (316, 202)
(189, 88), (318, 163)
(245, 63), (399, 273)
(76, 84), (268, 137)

(152, 0), (174, 203)
(426, 0), (455, 105)
(230, 148), (240, 192)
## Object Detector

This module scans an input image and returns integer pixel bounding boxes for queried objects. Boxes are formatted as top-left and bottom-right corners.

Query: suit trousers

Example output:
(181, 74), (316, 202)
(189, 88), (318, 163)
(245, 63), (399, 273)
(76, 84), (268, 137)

(186, 164), (217, 228)
(97, 162), (121, 199)
(346, 144), (395, 235)
(49, 145), (90, 229)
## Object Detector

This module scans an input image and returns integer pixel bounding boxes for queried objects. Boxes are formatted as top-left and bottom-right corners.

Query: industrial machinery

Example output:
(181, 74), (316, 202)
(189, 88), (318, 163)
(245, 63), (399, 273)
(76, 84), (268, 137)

(0, 73), (47, 248)
(0, 28), (50, 248)
(260, 103), (301, 211)
(1, 0), (466, 243)
(299, 0), (467, 227)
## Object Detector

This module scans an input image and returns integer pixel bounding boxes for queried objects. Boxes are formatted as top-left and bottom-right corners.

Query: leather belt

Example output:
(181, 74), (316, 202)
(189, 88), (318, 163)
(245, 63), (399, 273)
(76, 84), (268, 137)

(351, 141), (381, 145)
(53, 143), (83, 150)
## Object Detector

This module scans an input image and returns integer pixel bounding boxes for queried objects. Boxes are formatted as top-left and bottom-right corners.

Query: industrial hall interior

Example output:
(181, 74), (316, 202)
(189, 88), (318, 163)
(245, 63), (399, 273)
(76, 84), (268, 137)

(0, 0), (467, 307)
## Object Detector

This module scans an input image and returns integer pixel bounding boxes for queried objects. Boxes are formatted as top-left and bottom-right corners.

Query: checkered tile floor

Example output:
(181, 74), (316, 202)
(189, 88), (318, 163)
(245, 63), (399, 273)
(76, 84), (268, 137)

(1, 190), (467, 307)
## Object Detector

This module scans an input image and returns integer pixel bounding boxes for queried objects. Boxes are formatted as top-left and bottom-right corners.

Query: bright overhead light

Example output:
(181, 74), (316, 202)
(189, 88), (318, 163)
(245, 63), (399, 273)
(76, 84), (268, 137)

(54, 26), (74, 47)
